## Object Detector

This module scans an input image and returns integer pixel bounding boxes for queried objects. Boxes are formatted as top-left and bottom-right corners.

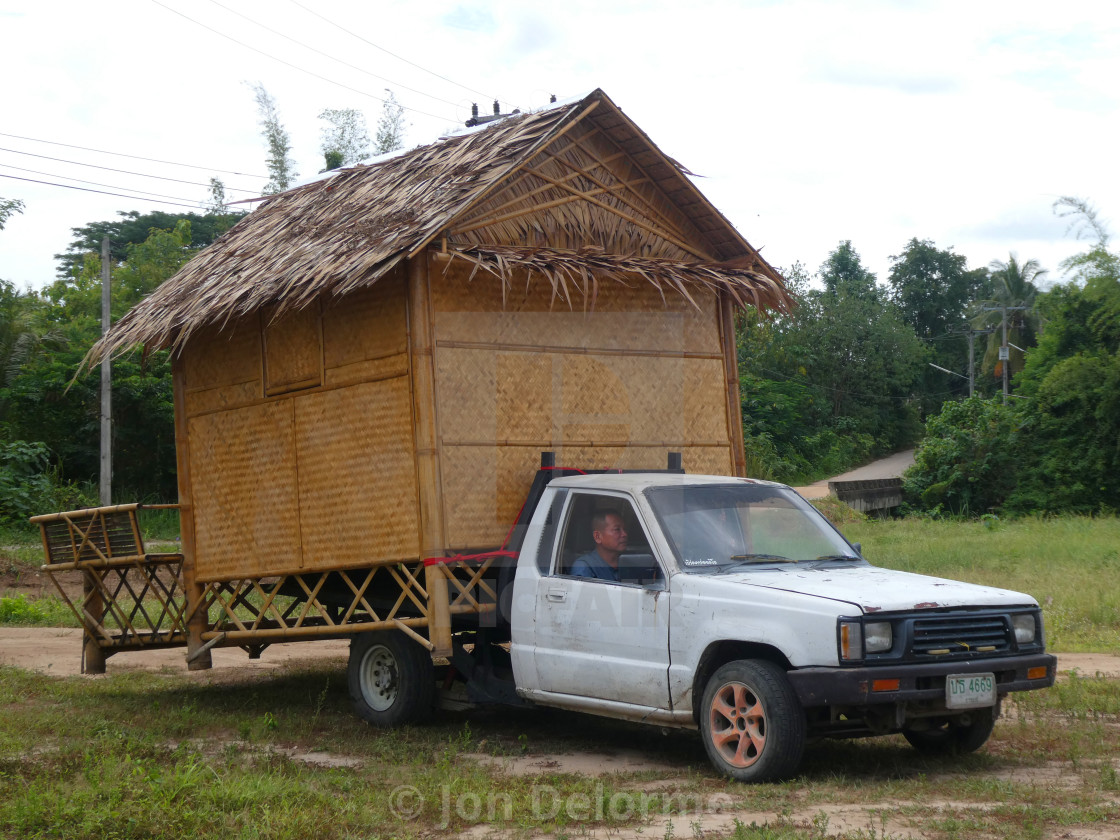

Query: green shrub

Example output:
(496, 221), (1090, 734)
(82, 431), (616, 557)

(0, 440), (93, 526)
(903, 397), (1021, 515)
(0, 594), (76, 626)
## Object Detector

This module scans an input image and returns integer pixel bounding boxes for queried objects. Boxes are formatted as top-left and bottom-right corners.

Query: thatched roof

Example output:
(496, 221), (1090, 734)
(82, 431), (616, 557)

(91, 89), (790, 362)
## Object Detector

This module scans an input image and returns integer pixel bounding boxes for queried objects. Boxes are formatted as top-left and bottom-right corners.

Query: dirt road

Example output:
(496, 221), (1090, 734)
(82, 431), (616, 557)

(795, 449), (916, 500)
(1, 626), (1116, 679)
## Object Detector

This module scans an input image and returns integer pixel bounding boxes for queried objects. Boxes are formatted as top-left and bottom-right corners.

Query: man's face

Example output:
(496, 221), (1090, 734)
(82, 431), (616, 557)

(595, 514), (629, 558)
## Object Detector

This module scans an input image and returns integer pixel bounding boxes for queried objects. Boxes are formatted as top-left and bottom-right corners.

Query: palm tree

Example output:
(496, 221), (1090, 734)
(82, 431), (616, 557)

(972, 254), (1047, 384)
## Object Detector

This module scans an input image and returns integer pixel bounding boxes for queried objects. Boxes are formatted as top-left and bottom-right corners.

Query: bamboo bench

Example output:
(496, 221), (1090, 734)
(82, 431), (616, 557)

(33, 504), (189, 669)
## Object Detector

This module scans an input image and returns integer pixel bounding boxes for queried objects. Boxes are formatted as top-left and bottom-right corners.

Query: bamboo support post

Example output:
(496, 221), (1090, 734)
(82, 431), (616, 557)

(408, 253), (453, 657)
(173, 358), (212, 671)
(719, 291), (747, 478)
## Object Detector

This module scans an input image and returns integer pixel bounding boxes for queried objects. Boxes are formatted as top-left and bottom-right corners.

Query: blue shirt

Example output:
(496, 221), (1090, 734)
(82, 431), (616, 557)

(570, 550), (619, 581)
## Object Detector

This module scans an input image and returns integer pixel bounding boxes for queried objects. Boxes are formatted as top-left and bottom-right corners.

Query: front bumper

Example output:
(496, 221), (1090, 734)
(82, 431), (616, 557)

(787, 653), (1056, 708)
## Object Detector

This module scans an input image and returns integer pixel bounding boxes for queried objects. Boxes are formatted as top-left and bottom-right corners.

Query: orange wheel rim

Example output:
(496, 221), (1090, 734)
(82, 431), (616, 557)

(709, 682), (766, 767)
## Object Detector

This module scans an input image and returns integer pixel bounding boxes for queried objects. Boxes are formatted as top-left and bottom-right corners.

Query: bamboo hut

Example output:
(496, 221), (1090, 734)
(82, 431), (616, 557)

(77, 88), (792, 667)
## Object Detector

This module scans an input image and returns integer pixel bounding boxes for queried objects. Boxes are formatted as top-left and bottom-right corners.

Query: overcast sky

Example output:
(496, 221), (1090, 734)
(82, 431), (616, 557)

(1, 0), (1117, 293)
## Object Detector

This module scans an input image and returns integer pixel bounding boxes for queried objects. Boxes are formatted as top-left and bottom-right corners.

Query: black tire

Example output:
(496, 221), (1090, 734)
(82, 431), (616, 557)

(902, 708), (996, 755)
(348, 631), (435, 727)
(699, 659), (806, 783)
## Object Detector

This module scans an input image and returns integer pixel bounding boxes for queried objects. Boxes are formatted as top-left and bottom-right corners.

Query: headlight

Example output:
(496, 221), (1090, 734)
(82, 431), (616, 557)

(840, 619), (892, 660)
(1012, 614), (1037, 644)
(864, 621), (893, 653)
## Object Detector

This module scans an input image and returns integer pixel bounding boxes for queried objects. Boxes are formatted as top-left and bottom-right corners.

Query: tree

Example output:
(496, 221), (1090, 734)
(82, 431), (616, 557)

(1006, 197), (1120, 513)
(54, 210), (242, 280)
(889, 239), (989, 341)
(373, 90), (407, 155)
(249, 82), (298, 194)
(0, 196), (25, 233)
(3, 221), (202, 501)
(737, 249), (928, 483)
(819, 240), (879, 300)
(319, 108), (372, 170)
(888, 238), (991, 405)
(905, 198), (1120, 516)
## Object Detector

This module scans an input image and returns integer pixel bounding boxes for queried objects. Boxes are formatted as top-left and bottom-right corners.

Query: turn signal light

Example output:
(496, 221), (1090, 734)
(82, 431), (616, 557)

(1027, 666), (1048, 680)
(871, 679), (900, 692)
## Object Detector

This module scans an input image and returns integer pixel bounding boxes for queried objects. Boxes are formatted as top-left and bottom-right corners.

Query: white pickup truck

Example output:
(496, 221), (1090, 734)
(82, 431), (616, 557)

(348, 472), (1055, 782)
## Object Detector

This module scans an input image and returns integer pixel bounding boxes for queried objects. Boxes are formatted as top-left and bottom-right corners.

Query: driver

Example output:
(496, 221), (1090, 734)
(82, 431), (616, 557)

(570, 509), (628, 581)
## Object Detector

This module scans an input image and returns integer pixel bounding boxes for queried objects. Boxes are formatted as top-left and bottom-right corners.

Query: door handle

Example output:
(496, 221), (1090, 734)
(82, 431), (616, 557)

(546, 588), (567, 602)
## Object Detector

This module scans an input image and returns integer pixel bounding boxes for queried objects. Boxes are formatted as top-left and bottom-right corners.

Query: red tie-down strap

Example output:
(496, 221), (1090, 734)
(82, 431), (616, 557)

(422, 549), (518, 567)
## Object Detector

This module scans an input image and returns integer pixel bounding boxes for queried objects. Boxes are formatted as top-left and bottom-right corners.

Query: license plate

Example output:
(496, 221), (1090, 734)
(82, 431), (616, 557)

(946, 673), (996, 709)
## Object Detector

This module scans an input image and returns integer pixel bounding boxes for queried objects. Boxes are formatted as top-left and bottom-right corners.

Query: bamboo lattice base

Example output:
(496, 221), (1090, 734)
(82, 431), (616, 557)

(35, 502), (501, 666)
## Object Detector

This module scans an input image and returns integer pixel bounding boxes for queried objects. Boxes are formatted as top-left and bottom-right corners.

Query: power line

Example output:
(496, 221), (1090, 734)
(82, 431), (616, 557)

(149, 0), (456, 123)
(0, 161), (216, 204)
(204, 0), (463, 110)
(0, 173), (204, 209)
(0, 130), (267, 180)
(744, 364), (958, 404)
(286, 0), (511, 109)
(0, 146), (261, 194)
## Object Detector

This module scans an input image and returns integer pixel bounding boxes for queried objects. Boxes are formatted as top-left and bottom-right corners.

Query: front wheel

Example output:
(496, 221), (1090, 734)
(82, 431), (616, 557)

(699, 659), (806, 782)
(903, 708), (996, 755)
(348, 631), (435, 728)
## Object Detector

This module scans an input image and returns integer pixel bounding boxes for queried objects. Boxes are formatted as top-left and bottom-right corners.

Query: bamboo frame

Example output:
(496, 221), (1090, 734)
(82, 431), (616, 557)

(40, 540), (500, 657)
(447, 176), (655, 238)
(536, 136), (704, 255)
(38, 504), (191, 657)
(408, 253), (454, 657)
(463, 150), (634, 220)
(719, 291), (748, 477)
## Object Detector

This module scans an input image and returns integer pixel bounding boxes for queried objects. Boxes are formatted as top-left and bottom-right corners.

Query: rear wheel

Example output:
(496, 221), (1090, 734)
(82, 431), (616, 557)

(699, 659), (806, 782)
(348, 631), (435, 727)
(903, 708), (996, 755)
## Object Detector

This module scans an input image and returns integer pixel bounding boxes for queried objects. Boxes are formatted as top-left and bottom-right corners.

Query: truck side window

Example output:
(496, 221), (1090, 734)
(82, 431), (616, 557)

(536, 489), (567, 575)
(557, 494), (661, 585)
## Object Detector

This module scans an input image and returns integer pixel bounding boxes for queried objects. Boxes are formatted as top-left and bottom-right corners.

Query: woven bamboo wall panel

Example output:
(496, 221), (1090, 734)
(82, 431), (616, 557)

(436, 350), (728, 447)
(184, 380), (261, 418)
(681, 357), (733, 443)
(294, 378), (419, 571)
(323, 353), (409, 390)
(431, 259), (720, 355)
(189, 400), (302, 580)
(264, 305), (322, 395)
(442, 444), (731, 548)
(182, 319), (261, 396)
(322, 267), (408, 370)
(685, 445), (735, 477)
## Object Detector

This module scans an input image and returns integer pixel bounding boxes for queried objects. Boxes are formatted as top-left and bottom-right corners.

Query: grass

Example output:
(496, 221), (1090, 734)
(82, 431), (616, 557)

(842, 516), (1120, 653)
(0, 661), (1117, 839)
(2, 515), (1119, 837)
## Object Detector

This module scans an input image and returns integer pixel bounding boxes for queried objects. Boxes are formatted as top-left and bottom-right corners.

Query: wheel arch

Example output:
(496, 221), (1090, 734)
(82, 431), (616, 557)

(692, 640), (794, 726)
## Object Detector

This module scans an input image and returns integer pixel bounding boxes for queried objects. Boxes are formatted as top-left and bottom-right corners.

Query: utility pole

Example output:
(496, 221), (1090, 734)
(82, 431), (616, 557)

(979, 306), (1029, 404)
(100, 238), (112, 506)
(950, 325), (993, 397)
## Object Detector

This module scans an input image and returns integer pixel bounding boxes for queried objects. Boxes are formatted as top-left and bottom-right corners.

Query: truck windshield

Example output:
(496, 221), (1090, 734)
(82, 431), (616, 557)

(645, 484), (859, 573)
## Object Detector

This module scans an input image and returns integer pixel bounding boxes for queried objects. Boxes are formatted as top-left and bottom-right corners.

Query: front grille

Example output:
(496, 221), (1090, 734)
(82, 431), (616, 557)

(911, 614), (1010, 656)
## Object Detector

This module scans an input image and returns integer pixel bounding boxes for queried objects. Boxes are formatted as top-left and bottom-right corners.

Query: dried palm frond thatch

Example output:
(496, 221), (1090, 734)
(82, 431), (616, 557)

(443, 245), (794, 315)
(88, 89), (788, 366)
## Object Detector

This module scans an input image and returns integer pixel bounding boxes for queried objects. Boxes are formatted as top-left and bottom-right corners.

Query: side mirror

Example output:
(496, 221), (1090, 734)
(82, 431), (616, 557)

(617, 552), (662, 586)
(852, 542), (862, 557)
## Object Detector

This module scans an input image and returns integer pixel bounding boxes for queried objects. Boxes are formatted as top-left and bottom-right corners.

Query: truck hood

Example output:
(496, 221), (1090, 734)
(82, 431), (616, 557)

(708, 564), (1038, 613)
